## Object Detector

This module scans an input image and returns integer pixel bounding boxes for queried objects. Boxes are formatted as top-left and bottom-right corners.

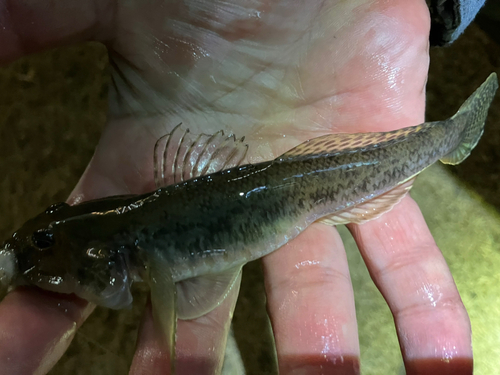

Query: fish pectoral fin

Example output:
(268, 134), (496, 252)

(319, 178), (415, 226)
(154, 123), (248, 187)
(176, 266), (243, 320)
(148, 252), (177, 373)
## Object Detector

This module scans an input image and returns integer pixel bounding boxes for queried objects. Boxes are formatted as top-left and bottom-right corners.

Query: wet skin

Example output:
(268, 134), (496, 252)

(0, 1), (475, 374)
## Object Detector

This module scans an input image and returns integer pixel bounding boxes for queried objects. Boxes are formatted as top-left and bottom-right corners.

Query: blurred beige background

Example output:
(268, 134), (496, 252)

(0, 17), (499, 375)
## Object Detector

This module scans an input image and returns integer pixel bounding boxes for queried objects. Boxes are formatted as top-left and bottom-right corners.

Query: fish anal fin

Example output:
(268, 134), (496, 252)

(148, 252), (177, 373)
(279, 127), (424, 160)
(319, 178), (415, 226)
(176, 266), (242, 320)
(154, 124), (248, 188)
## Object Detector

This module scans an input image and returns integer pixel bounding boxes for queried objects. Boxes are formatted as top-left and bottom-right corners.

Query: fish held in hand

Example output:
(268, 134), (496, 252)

(0, 73), (497, 366)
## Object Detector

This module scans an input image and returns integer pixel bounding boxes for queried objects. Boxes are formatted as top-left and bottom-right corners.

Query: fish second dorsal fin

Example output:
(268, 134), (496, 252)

(279, 126), (425, 161)
(154, 124), (248, 188)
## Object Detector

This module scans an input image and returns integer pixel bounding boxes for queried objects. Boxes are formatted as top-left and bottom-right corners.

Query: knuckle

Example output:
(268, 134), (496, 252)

(374, 242), (440, 280)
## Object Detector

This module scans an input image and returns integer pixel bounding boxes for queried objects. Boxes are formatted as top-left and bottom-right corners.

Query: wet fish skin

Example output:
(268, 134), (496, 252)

(0, 73), (496, 372)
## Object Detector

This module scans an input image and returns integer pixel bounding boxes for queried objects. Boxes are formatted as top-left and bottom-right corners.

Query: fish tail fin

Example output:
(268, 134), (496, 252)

(440, 73), (498, 165)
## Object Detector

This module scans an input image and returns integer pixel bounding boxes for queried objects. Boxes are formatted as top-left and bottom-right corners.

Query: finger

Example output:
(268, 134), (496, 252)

(0, 0), (114, 63)
(0, 287), (94, 375)
(130, 275), (241, 375)
(348, 196), (473, 374)
(263, 223), (360, 375)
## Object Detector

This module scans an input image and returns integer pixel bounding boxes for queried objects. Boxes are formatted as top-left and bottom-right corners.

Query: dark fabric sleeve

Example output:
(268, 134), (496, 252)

(427, 0), (486, 46)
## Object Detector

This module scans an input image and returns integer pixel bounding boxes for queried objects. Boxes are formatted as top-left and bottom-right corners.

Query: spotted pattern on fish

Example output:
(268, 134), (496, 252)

(281, 124), (425, 159)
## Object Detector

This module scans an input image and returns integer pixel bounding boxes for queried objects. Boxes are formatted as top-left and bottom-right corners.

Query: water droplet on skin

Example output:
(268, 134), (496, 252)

(294, 259), (320, 269)
(418, 283), (442, 307)
(68, 194), (84, 206)
(440, 344), (458, 362)
(56, 302), (69, 314)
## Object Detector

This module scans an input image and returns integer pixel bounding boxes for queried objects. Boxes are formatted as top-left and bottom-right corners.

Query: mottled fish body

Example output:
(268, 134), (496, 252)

(0, 73), (497, 371)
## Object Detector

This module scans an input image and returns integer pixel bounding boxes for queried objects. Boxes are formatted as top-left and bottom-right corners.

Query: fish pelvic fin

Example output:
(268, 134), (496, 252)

(440, 73), (498, 165)
(148, 251), (177, 374)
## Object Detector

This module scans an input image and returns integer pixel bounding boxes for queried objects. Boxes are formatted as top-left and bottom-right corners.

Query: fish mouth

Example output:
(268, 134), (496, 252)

(0, 248), (17, 301)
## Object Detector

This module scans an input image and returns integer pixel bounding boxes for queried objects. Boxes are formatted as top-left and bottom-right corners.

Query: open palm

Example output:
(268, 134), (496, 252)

(0, 1), (471, 374)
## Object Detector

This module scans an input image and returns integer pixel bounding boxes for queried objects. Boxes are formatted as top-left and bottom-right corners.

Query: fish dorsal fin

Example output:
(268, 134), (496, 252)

(279, 126), (425, 160)
(154, 124), (248, 188)
(176, 266), (242, 320)
(319, 178), (415, 226)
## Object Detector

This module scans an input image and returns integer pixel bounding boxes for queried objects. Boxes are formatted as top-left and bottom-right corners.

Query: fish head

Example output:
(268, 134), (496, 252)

(0, 202), (134, 309)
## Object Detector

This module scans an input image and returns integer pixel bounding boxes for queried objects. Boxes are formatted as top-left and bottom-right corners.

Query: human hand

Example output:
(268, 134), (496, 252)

(0, 1), (472, 374)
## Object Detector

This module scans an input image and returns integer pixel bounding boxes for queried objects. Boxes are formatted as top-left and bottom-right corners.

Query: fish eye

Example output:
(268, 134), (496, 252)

(32, 229), (55, 249)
